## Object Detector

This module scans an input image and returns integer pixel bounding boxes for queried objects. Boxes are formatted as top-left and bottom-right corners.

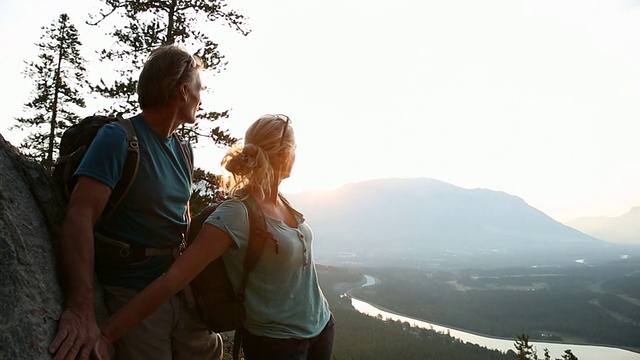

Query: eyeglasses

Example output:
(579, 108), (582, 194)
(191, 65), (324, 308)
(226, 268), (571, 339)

(274, 114), (291, 147)
(190, 54), (203, 69)
(176, 54), (203, 89)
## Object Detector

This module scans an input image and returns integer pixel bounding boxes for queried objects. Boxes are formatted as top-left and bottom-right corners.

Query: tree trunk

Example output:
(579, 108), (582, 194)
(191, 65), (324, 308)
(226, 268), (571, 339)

(47, 23), (66, 174)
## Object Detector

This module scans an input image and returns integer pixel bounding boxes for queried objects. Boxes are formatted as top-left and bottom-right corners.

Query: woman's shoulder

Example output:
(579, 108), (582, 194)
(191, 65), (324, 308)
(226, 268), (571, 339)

(204, 199), (251, 248)
(209, 199), (249, 221)
(220, 198), (247, 210)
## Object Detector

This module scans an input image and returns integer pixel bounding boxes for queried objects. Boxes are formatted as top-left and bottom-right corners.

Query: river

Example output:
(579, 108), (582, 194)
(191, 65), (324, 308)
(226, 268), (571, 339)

(350, 275), (640, 360)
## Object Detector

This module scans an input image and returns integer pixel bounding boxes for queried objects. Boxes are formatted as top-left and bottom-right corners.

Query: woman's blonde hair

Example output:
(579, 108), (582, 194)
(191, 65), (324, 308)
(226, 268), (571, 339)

(222, 114), (295, 199)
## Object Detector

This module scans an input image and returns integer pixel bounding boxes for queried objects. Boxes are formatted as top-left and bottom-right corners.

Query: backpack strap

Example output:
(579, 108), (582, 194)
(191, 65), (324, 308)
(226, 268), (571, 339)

(174, 131), (194, 273)
(237, 195), (268, 302)
(174, 130), (194, 251)
(103, 115), (140, 219)
(173, 132), (194, 184)
(233, 195), (269, 360)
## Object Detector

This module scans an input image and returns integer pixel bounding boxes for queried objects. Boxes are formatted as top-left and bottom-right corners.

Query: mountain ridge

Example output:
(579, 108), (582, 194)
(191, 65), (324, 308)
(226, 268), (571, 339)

(285, 178), (640, 269)
(567, 206), (640, 245)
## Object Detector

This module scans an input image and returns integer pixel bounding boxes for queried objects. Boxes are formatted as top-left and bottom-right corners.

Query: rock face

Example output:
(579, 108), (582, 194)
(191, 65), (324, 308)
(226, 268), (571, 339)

(0, 133), (109, 359)
(0, 133), (66, 358)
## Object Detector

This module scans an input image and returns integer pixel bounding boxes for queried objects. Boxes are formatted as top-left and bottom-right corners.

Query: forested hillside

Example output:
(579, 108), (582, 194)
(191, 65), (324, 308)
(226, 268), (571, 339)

(348, 260), (640, 350)
(317, 266), (512, 359)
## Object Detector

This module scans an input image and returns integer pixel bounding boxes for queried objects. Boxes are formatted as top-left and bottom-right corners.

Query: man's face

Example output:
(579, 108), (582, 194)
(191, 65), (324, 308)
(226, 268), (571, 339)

(180, 72), (203, 125)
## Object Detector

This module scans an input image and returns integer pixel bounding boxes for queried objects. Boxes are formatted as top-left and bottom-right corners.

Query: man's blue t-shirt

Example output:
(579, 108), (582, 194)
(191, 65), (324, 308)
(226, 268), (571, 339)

(75, 113), (192, 289)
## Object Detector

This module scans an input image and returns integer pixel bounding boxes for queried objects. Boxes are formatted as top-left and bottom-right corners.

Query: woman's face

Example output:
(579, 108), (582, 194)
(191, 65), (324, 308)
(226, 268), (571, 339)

(276, 148), (296, 180)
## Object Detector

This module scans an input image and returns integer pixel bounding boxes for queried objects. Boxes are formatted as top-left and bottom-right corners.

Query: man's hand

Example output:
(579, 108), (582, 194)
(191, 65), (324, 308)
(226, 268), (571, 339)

(49, 307), (101, 360)
(52, 176), (111, 359)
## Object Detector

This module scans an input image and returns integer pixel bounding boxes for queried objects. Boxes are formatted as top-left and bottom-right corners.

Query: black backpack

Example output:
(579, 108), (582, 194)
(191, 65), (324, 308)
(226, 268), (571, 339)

(185, 195), (269, 360)
(52, 115), (140, 218)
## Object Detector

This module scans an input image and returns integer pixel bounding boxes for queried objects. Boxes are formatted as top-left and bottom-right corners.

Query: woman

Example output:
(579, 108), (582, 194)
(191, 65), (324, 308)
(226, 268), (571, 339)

(94, 114), (334, 360)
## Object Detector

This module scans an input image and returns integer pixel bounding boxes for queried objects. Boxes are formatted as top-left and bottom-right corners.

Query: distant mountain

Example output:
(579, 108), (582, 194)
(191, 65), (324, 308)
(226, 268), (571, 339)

(286, 178), (640, 269)
(567, 207), (640, 245)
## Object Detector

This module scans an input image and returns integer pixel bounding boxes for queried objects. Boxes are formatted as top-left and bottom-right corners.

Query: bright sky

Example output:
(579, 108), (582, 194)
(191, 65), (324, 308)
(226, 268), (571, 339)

(1, 0), (640, 222)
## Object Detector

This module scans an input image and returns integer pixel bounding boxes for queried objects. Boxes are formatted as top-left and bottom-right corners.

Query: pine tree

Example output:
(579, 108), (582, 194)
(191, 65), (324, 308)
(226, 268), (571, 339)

(512, 336), (578, 360)
(87, 0), (250, 208)
(13, 13), (88, 172)
(513, 334), (537, 360)
(190, 168), (227, 215)
(87, 0), (248, 146)
(557, 349), (578, 360)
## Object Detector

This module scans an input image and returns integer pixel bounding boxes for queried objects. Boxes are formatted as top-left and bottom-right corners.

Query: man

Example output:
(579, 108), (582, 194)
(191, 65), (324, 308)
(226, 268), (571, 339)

(49, 45), (222, 360)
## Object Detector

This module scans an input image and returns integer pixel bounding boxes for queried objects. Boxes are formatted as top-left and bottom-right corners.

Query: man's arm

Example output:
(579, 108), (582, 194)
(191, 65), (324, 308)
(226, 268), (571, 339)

(98, 224), (234, 348)
(49, 176), (112, 360)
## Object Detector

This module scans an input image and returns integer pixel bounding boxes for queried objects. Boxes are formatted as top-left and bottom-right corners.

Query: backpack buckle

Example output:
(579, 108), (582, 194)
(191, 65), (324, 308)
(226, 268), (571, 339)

(175, 236), (187, 257)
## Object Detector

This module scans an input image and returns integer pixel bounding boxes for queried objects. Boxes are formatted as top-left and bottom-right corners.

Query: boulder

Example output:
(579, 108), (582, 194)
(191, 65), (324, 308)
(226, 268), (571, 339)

(0, 133), (105, 359)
